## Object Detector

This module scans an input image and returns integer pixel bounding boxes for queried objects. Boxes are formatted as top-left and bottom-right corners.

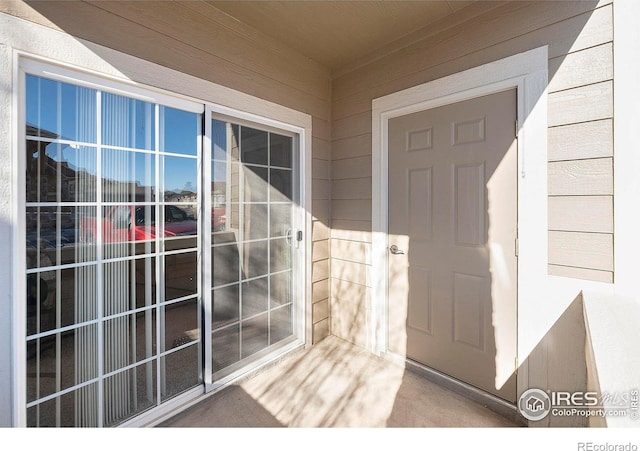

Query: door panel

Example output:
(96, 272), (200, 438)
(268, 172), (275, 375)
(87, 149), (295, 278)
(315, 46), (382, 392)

(210, 118), (298, 381)
(388, 89), (518, 402)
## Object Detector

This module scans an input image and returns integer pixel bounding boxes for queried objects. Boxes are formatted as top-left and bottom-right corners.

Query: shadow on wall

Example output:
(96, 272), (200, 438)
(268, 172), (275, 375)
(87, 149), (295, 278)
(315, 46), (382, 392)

(523, 293), (589, 428)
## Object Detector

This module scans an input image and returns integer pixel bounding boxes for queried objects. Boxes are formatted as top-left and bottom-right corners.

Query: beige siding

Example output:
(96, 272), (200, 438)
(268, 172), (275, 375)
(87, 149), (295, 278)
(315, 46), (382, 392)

(548, 196), (613, 233)
(0, 1), (333, 342)
(548, 120), (613, 161)
(330, 1), (614, 345)
(548, 231), (613, 272)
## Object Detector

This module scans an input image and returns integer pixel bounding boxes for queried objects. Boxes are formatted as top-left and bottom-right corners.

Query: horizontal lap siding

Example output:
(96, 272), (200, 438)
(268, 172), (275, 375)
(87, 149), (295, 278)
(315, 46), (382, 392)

(311, 125), (332, 342)
(1, 1), (333, 342)
(330, 0), (614, 345)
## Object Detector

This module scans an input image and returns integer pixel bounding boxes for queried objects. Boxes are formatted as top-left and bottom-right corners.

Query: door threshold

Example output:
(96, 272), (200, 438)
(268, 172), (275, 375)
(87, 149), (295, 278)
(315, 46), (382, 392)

(385, 353), (527, 426)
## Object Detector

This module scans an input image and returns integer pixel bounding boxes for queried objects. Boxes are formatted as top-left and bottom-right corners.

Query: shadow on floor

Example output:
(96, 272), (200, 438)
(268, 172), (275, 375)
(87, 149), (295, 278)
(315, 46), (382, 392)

(160, 336), (519, 428)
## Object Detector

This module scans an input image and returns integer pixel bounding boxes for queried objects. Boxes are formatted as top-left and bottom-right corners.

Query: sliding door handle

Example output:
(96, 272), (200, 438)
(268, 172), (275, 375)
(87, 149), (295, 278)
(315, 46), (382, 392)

(389, 245), (404, 255)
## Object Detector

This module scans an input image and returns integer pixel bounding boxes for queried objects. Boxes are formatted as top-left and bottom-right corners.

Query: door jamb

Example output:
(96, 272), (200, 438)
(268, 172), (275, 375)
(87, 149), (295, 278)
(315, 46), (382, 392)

(371, 46), (549, 401)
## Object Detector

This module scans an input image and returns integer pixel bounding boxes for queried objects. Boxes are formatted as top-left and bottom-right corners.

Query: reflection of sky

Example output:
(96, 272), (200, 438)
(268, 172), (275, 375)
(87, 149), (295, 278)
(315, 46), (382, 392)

(27, 74), (201, 193)
(162, 107), (198, 155)
(101, 148), (154, 187)
(27, 75), (97, 143)
(163, 156), (197, 193)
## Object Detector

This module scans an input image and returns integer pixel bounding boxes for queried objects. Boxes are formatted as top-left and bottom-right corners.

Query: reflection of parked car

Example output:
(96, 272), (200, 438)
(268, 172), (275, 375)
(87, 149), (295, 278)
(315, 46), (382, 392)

(80, 205), (197, 243)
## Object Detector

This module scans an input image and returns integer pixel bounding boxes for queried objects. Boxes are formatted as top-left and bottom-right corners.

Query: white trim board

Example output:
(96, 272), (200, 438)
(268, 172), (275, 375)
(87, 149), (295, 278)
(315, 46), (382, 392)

(370, 46), (616, 400)
(613, 0), (640, 298)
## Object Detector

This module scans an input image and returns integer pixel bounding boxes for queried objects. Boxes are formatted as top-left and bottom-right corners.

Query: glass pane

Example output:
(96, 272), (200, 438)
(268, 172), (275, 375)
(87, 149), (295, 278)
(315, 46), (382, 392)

(241, 126), (268, 165)
(102, 149), (155, 203)
(242, 240), (269, 280)
(270, 133), (292, 169)
(161, 155), (197, 202)
(102, 206), (157, 259)
(212, 325), (239, 373)
(242, 276), (268, 319)
(27, 324), (98, 403)
(102, 93), (155, 150)
(271, 304), (293, 344)
(27, 206), (96, 268)
(241, 313), (268, 358)
(26, 141), (97, 203)
(103, 362), (157, 427)
(212, 244), (240, 287)
(27, 383), (99, 427)
(270, 270), (291, 307)
(160, 106), (199, 156)
(270, 203), (291, 237)
(212, 119), (239, 162)
(103, 258), (156, 316)
(243, 204), (268, 240)
(164, 205), (198, 251)
(270, 238), (291, 274)
(133, 257), (157, 310)
(243, 166), (268, 203)
(27, 266), (98, 336)
(213, 284), (239, 329)
(212, 205), (227, 233)
(161, 344), (201, 401)
(212, 160), (236, 235)
(165, 251), (197, 301)
(270, 168), (293, 202)
(26, 75), (97, 143)
(164, 298), (199, 350)
(104, 309), (156, 373)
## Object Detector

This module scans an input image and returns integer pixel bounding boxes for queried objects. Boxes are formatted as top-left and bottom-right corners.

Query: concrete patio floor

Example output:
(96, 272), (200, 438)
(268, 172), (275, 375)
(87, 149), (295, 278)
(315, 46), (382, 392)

(160, 335), (521, 428)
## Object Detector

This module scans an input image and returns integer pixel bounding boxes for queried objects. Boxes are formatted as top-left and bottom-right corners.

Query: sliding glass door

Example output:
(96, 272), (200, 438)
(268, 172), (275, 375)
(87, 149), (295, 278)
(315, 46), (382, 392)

(22, 63), (304, 426)
(208, 116), (299, 382)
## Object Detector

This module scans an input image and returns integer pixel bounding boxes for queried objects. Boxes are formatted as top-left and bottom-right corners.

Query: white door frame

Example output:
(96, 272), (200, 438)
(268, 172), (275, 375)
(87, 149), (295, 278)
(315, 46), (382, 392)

(371, 46), (549, 398)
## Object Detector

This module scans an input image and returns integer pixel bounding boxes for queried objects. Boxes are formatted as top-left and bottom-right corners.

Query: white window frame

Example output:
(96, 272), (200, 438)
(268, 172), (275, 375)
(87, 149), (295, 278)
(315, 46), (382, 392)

(371, 46), (549, 400)
(12, 47), (312, 427)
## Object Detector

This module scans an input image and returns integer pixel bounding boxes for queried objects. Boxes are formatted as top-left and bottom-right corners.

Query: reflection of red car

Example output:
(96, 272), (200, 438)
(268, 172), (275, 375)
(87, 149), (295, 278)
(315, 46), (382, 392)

(212, 207), (226, 232)
(81, 205), (198, 243)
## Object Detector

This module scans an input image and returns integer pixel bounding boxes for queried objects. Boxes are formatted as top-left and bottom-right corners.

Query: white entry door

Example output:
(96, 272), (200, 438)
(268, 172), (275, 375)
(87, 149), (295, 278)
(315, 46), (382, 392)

(388, 89), (518, 402)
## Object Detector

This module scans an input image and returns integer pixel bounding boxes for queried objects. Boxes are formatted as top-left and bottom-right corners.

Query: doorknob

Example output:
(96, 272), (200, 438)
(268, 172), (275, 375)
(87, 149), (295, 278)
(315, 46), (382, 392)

(389, 245), (404, 255)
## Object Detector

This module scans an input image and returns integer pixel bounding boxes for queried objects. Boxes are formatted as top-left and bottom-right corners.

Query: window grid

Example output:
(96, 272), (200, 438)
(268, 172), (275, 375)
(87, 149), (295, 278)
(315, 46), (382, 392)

(25, 75), (202, 427)
(210, 121), (294, 376)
